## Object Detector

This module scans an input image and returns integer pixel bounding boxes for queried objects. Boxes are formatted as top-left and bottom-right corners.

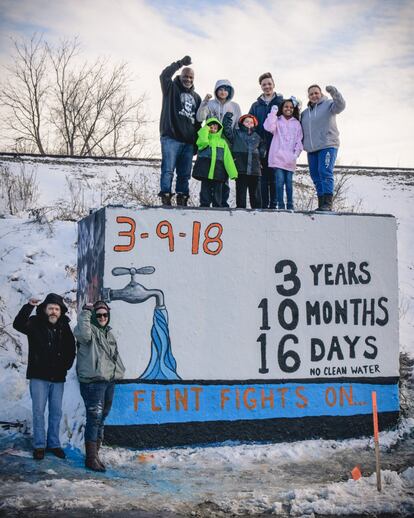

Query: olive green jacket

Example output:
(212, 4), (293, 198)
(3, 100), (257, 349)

(74, 309), (125, 383)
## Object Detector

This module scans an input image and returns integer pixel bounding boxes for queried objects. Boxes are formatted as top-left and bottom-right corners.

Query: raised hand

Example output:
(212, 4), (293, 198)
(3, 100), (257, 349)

(28, 297), (41, 306)
(180, 56), (192, 66)
(203, 94), (212, 102)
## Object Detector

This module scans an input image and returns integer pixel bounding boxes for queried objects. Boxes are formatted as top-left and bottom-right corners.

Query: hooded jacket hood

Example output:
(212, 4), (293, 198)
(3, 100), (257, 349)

(308, 94), (328, 109)
(206, 117), (224, 137)
(196, 80), (241, 128)
(91, 300), (111, 329)
(36, 293), (68, 317)
(239, 114), (258, 127)
(214, 79), (234, 102)
(301, 87), (345, 152)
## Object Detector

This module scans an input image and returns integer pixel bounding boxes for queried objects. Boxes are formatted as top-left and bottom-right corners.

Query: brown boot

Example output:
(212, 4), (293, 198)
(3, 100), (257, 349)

(96, 438), (106, 470)
(33, 448), (45, 460)
(85, 441), (106, 472)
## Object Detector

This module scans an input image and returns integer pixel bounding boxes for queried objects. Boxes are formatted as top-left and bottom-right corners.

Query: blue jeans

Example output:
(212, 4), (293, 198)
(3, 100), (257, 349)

(160, 136), (194, 195)
(275, 168), (294, 209)
(307, 148), (338, 196)
(80, 381), (115, 442)
(30, 379), (64, 449)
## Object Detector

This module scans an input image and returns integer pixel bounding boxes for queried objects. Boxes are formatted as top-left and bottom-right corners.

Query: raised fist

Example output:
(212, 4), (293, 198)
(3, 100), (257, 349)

(203, 94), (212, 102)
(326, 85), (337, 95)
(82, 303), (94, 311)
(271, 105), (279, 114)
(181, 56), (192, 66)
(28, 297), (41, 306)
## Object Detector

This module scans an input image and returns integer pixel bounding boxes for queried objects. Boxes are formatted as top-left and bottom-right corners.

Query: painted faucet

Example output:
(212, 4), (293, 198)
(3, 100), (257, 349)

(102, 266), (164, 307)
(103, 266), (180, 381)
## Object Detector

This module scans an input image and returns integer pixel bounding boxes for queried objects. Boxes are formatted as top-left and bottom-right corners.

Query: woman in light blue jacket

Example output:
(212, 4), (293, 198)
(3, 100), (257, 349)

(301, 85), (346, 211)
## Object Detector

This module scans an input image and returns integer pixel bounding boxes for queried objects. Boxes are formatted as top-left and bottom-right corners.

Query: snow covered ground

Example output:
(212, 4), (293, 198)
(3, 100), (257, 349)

(0, 156), (413, 517)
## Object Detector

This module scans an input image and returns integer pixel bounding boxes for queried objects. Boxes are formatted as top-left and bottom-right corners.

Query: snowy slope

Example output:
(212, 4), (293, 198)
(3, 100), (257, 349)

(0, 155), (413, 516)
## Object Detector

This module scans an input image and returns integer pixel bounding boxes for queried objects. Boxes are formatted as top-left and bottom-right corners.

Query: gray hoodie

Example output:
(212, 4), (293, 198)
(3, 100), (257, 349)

(301, 87), (346, 152)
(196, 79), (242, 128)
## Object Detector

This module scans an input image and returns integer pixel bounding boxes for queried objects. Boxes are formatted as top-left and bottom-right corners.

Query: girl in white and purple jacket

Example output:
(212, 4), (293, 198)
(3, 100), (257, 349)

(263, 97), (303, 210)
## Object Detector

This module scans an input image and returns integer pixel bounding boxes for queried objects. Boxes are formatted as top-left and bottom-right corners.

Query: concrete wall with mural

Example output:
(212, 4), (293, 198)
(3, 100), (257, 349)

(77, 206), (399, 448)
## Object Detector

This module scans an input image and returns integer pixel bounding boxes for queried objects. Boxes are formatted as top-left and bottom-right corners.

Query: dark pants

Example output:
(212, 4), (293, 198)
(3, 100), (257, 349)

(236, 175), (261, 208)
(80, 381), (115, 442)
(221, 180), (230, 207)
(260, 161), (274, 209)
(200, 180), (223, 207)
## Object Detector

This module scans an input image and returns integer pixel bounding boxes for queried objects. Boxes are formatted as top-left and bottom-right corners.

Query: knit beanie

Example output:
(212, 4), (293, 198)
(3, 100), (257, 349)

(93, 301), (110, 312)
(91, 300), (111, 329)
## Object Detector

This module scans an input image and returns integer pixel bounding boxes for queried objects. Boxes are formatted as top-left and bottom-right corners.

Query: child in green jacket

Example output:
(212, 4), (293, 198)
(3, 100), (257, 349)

(192, 117), (238, 207)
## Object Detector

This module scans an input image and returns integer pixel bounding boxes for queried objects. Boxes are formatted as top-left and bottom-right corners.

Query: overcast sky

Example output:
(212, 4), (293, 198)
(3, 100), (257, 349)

(0, 0), (413, 167)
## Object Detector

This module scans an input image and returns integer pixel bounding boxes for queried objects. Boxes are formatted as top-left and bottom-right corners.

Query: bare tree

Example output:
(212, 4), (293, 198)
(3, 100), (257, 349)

(48, 37), (92, 156)
(0, 35), (49, 154)
(0, 35), (150, 157)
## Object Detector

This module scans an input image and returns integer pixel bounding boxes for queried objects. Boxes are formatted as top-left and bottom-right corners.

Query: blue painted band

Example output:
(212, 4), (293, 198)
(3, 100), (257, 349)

(106, 381), (399, 426)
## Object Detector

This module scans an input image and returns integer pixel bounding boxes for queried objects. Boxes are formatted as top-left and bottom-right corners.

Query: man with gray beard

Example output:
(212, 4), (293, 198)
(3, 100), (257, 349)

(13, 293), (76, 460)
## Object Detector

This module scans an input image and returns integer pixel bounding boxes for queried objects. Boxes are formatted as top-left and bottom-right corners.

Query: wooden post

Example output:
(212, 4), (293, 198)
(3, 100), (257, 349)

(372, 391), (382, 491)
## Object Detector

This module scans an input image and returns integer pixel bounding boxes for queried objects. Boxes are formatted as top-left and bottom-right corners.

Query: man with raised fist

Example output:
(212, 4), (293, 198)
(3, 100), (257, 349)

(159, 56), (201, 206)
(13, 293), (76, 461)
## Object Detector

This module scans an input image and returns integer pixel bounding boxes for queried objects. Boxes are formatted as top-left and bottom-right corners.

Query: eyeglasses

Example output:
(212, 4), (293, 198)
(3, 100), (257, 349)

(96, 313), (108, 318)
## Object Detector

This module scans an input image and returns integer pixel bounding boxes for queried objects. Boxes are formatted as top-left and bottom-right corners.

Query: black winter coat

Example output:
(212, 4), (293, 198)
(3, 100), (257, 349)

(159, 60), (202, 144)
(13, 301), (76, 382)
(223, 116), (265, 176)
(249, 94), (284, 149)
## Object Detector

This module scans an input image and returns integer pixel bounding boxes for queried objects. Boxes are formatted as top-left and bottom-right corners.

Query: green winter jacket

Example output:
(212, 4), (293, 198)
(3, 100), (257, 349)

(74, 309), (125, 383)
(192, 117), (238, 182)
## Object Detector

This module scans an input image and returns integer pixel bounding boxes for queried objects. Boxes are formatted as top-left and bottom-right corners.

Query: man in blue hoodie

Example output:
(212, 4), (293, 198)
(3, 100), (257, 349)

(159, 56), (201, 206)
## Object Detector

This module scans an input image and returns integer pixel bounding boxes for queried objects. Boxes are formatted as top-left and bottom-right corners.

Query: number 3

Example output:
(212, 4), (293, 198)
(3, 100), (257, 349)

(114, 216), (136, 252)
(275, 259), (301, 296)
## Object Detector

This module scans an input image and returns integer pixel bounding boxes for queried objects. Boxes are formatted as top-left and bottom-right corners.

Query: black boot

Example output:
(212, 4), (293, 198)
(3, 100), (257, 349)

(320, 194), (333, 212)
(315, 195), (324, 211)
(159, 192), (173, 206)
(85, 441), (106, 472)
(176, 193), (189, 207)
